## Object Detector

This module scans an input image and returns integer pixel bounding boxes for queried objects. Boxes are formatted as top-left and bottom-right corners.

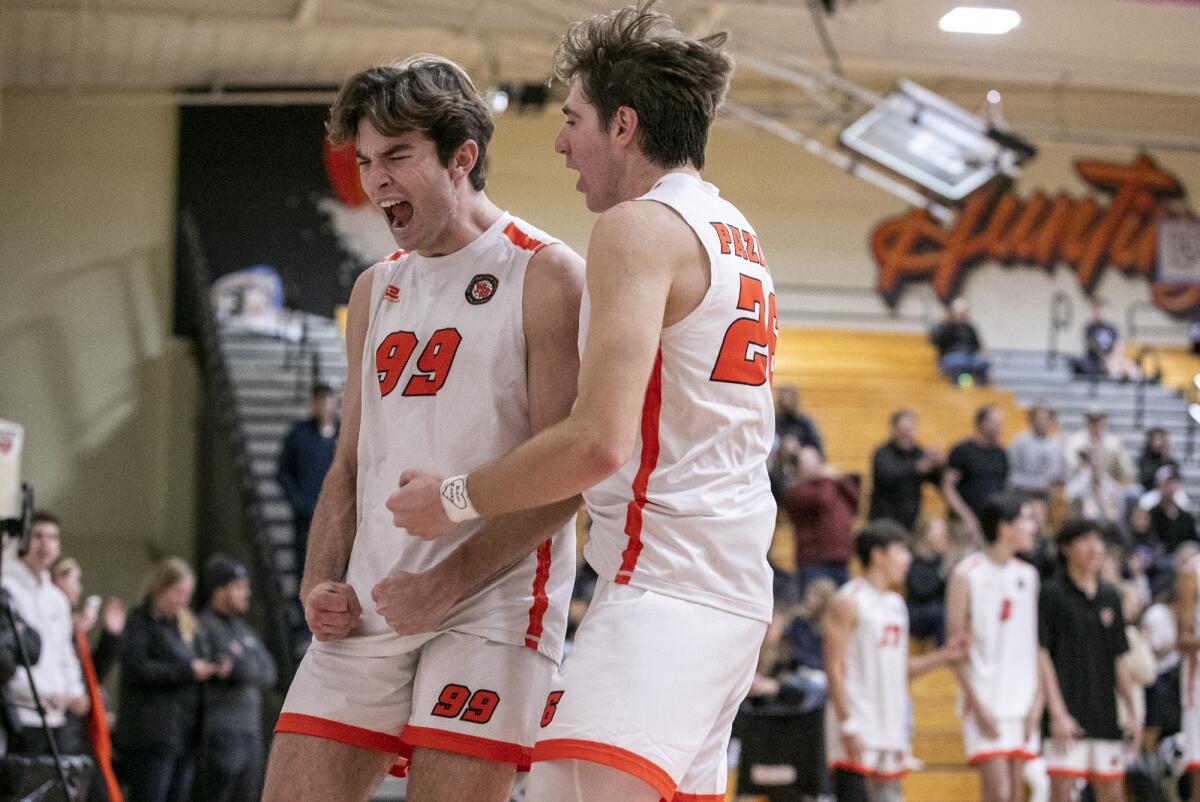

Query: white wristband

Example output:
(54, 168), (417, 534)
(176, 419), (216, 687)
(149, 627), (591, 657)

(439, 474), (480, 523)
(839, 718), (861, 737)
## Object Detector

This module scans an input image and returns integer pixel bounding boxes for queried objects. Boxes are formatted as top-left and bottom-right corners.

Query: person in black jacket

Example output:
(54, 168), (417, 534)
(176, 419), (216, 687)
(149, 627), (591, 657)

(869, 409), (942, 531)
(906, 518), (953, 645)
(0, 587), (41, 755)
(115, 558), (227, 802)
(277, 384), (339, 577)
(194, 555), (278, 802)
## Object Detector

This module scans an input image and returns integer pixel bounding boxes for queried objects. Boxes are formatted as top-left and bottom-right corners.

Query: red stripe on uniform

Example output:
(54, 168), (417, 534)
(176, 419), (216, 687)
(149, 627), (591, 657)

(524, 539), (553, 649)
(386, 249), (411, 261)
(503, 221), (546, 253)
(615, 347), (663, 585)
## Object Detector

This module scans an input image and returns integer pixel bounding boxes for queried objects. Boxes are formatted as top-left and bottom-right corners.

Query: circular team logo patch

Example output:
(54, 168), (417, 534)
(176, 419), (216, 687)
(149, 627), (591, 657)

(466, 274), (499, 305)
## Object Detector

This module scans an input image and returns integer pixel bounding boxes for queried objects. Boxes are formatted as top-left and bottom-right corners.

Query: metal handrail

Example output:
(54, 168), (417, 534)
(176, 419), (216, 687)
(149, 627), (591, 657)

(177, 208), (296, 686)
(1047, 291), (1074, 368)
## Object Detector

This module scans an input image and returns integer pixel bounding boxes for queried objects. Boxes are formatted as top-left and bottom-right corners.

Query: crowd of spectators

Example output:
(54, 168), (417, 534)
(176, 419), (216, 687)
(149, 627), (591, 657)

(758, 381), (1200, 799)
(0, 512), (276, 802)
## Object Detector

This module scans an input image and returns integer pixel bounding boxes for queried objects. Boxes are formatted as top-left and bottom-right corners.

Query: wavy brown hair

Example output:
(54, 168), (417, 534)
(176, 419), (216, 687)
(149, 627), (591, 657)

(327, 54), (494, 191)
(553, 0), (733, 170)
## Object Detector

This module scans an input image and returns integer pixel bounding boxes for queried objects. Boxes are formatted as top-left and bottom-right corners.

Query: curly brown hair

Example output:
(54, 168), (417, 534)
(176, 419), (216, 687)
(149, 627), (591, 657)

(327, 54), (494, 191)
(553, 0), (733, 170)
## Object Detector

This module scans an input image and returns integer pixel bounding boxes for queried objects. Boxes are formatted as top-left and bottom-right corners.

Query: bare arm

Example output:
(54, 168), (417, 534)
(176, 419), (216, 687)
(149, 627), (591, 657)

(823, 592), (865, 764)
(373, 245), (587, 634)
(1177, 566), (1200, 654)
(299, 267), (373, 639)
(940, 467), (979, 539)
(945, 567), (993, 736)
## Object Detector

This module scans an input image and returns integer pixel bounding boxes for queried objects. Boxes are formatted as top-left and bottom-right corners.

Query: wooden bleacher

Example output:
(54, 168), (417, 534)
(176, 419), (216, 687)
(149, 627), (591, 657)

(773, 328), (1029, 802)
(1144, 344), (1200, 395)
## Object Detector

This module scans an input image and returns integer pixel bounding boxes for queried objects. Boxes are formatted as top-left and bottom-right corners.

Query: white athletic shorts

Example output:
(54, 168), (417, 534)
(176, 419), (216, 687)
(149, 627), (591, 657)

(962, 713), (1040, 766)
(1183, 700), (1200, 771)
(826, 740), (908, 782)
(530, 578), (766, 802)
(276, 630), (554, 775)
(1043, 738), (1125, 780)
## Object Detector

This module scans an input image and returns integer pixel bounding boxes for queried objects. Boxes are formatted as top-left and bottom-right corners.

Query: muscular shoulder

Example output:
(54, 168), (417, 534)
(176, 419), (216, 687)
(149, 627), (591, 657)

(593, 199), (695, 263)
(524, 243), (585, 307)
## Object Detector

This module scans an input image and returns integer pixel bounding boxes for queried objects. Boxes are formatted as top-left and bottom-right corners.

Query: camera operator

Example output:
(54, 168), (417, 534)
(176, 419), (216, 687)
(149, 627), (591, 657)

(1, 512), (89, 758)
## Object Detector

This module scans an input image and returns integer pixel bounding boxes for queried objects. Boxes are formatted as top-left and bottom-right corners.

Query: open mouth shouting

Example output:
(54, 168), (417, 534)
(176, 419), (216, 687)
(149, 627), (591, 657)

(379, 198), (414, 231)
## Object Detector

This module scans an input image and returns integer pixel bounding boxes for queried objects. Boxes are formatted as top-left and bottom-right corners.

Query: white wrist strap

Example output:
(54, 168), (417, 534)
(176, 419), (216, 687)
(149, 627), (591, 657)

(440, 474), (480, 523)
(839, 718), (861, 737)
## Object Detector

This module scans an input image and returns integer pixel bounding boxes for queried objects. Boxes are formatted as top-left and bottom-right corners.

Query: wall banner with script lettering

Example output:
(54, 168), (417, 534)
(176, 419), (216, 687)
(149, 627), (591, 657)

(869, 154), (1200, 317)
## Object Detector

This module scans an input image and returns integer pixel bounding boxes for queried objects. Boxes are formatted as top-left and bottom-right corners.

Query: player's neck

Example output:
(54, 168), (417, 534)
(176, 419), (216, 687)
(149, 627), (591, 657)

(416, 192), (503, 259)
(984, 542), (1014, 566)
(863, 567), (890, 592)
(619, 159), (701, 204)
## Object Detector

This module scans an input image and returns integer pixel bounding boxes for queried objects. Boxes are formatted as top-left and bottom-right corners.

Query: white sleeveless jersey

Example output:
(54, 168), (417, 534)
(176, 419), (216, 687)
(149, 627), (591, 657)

(956, 553), (1040, 717)
(1183, 555), (1200, 709)
(327, 212), (576, 662)
(826, 578), (910, 752)
(580, 171), (778, 623)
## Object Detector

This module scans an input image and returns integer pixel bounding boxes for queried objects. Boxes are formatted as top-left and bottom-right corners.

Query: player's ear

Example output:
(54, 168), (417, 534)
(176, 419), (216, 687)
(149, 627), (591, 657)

(449, 139), (480, 183)
(612, 106), (639, 147)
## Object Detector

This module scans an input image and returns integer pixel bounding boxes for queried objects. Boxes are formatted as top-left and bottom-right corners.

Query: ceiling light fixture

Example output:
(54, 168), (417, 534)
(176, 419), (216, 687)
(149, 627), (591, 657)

(939, 6), (1022, 35)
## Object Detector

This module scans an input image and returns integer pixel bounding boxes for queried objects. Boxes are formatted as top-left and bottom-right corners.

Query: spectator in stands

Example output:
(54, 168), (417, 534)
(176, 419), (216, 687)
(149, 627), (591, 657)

(1138, 427), (1176, 493)
(1148, 465), (1198, 554)
(943, 405), (1009, 543)
(1065, 445), (1124, 527)
(1081, 299), (1141, 382)
(277, 382), (340, 577)
(195, 555), (277, 802)
(930, 297), (990, 385)
(869, 409), (942, 531)
(1020, 497), (1059, 582)
(1063, 407), (1136, 486)
(1007, 405), (1066, 501)
(1, 512), (91, 761)
(775, 384), (824, 458)
(52, 557), (124, 802)
(116, 558), (229, 802)
(779, 446), (860, 591)
(906, 518), (953, 645)
(0, 585), (41, 756)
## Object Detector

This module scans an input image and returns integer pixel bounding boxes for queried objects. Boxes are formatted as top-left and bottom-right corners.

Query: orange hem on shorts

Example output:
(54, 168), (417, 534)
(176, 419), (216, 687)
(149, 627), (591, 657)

(400, 724), (532, 770)
(829, 760), (909, 780)
(275, 712), (403, 753)
(669, 793), (725, 801)
(968, 748), (1038, 766)
(532, 737), (675, 800)
(1188, 761), (1200, 771)
(1046, 768), (1125, 780)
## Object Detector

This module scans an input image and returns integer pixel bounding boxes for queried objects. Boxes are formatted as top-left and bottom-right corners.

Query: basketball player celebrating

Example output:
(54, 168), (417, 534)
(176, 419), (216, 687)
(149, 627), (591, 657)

(388, 3), (778, 800)
(945, 492), (1045, 802)
(1175, 541), (1200, 800)
(261, 56), (585, 802)
(824, 520), (968, 802)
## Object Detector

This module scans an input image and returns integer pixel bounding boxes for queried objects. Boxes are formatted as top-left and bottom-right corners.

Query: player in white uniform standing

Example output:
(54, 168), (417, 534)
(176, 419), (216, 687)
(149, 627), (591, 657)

(824, 520), (967, 802)
(261, 56), (585, 802)
(387, 4), (778, 800)
(945, 491), (1045, 802)
(1175, 548), (1200, 799)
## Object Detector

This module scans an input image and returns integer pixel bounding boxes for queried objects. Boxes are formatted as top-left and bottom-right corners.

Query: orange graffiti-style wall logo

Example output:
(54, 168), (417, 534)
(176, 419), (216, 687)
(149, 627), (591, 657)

(870, 155), (1200, 316)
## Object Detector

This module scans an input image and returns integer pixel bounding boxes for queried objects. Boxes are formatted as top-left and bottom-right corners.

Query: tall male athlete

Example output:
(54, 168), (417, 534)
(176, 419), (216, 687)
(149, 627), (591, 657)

(388, 4), (779, 800)
(945, 492), (1045, 802)
(261, 56), (584, 802)
(824, 520), (967, 802)
(1175, 542), (1200, 799)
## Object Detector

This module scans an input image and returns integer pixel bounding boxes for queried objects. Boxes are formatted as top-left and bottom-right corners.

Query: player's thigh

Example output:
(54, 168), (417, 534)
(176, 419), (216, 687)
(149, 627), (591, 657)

(1047, 774), (1075, 802)
(1091, 777), (1125, 802)
(525, 758), (660, 802)
(405, 746), (516, 802)
(263, 731), (395, 802)
(974, 757), (1013, 802)
(1005, 758), (1027, 802)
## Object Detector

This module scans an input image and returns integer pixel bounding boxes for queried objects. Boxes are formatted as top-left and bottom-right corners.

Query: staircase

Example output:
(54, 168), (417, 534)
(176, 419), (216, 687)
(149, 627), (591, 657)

(217, 315), (350, 647)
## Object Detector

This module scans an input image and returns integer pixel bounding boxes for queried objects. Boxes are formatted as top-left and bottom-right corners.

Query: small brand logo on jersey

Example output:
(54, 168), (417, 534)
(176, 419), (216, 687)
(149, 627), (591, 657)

(384, 285), (400, 303)
(465, 274), (498, 305)
(1100, 607), (1115, 627)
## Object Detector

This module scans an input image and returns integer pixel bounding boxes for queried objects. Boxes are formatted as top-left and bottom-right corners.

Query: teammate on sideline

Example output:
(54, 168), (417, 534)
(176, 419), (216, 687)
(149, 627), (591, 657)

(945, 492), (1045, 802)
(1038, 518), (1141, 802)
(824, 520), (968, 802)
(262, 55), (584, 802)
(387, 3), (779, 800)
(1175, 536), (1200, 800)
